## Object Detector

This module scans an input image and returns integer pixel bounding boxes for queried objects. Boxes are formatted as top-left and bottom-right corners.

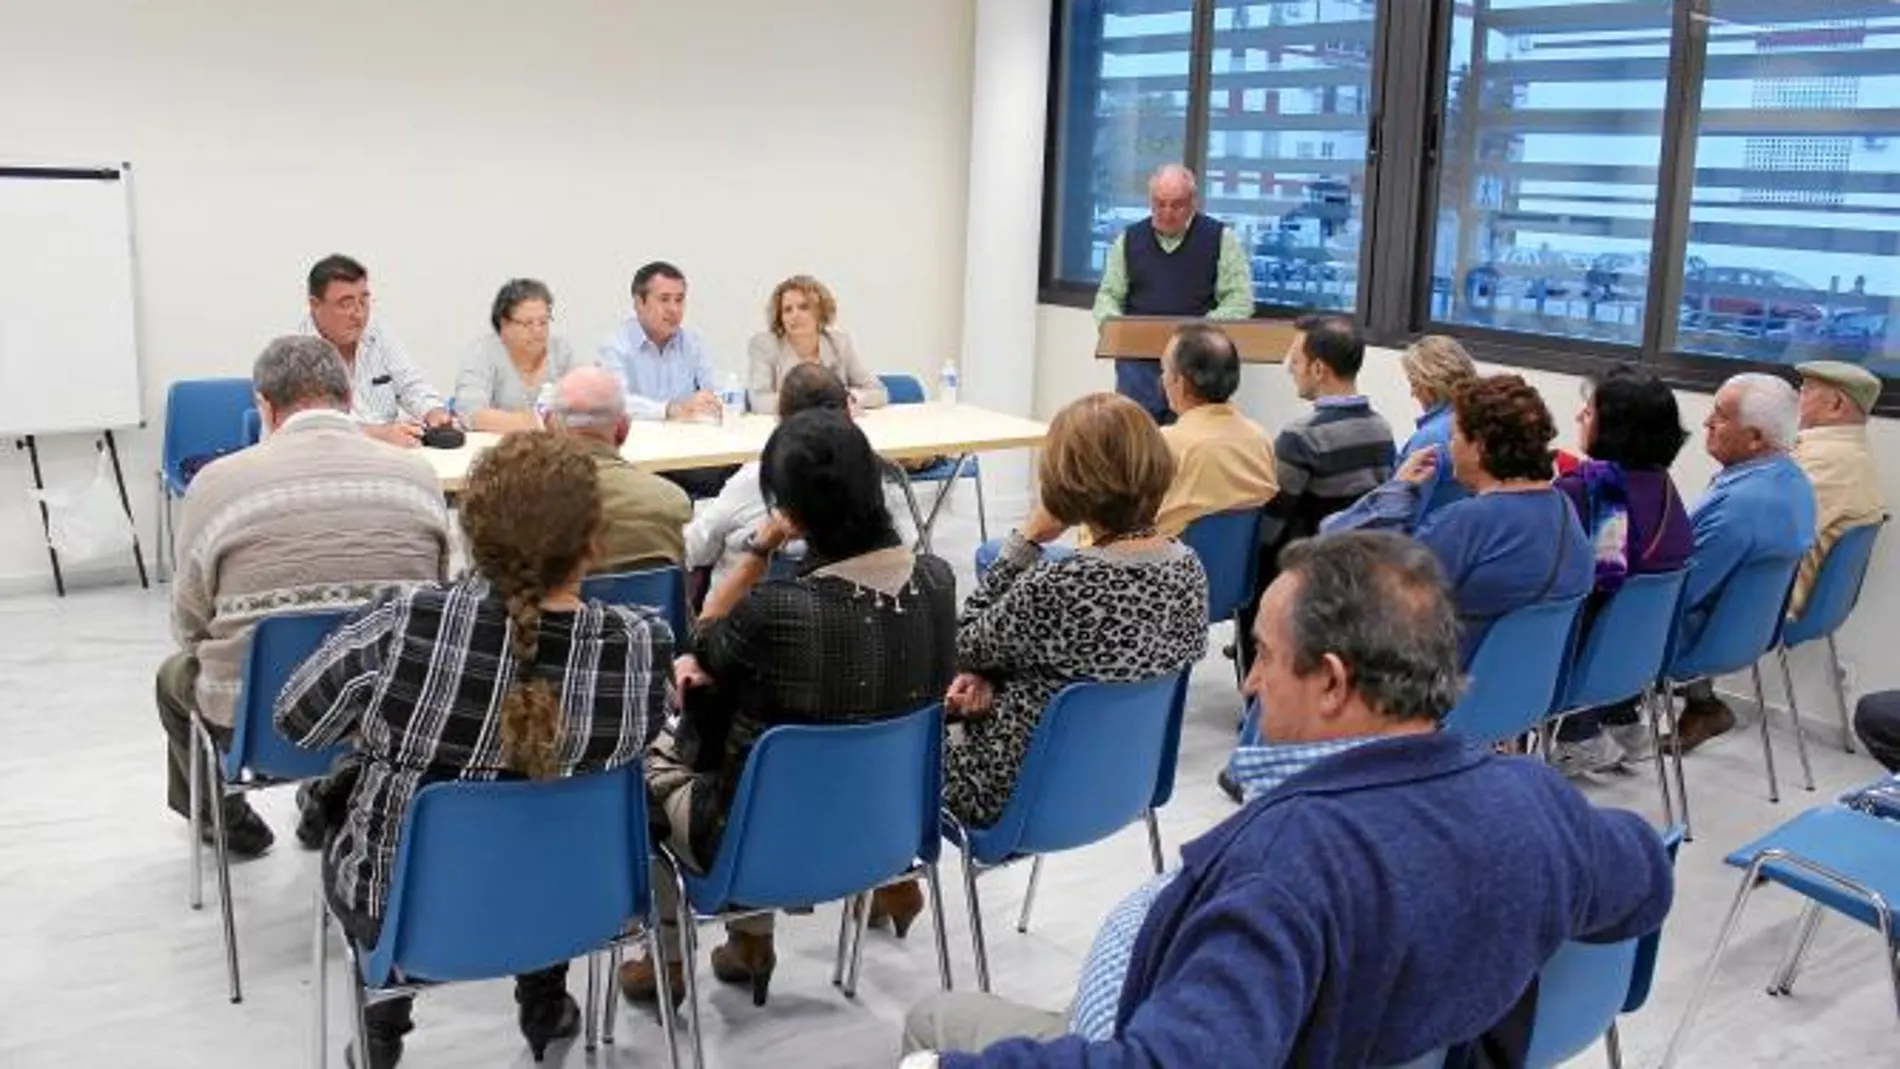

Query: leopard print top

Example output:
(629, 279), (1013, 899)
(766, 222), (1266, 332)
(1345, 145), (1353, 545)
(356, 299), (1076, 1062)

(945, 533), (1209, 828)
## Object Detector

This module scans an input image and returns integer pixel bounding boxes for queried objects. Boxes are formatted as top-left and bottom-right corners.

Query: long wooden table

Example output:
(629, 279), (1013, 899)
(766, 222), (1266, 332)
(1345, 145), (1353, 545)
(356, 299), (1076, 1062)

(421, 401), (1049, 494)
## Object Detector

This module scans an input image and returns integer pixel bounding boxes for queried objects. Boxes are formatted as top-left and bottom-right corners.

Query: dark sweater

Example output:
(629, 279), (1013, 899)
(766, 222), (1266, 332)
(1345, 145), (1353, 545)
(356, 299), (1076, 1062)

(1262, 398), (1396, 552)
(1555, 467), (1694, 580)
(946, 733), (1674, 1069)
(1414, 488), (1596, 660)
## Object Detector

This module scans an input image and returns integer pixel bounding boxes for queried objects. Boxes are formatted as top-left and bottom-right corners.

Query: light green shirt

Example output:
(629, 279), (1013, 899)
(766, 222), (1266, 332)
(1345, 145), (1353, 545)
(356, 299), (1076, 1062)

(1092, 225), (1256, 325)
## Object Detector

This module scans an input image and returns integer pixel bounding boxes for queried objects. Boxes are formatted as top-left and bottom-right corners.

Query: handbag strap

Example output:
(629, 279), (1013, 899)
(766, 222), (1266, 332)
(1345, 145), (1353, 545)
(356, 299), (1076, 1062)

(1533, 493), (1571, 602)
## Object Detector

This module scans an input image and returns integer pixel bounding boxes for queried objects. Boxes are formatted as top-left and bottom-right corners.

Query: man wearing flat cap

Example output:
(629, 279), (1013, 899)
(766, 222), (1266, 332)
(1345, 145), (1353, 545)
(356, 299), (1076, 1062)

(1793, 360), (1886, 615)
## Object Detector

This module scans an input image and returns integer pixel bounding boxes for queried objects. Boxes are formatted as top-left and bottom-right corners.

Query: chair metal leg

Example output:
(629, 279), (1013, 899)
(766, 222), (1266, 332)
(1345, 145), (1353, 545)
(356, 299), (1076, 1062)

(1661, 685), (1694, 841)
(1770, 901), (1824, 996)
(844, 888), (874, 998)
(1753, 663), (1781, 804)
(188, 718), (204, 911)
(1642, 687), (1676, 831)
(960, 850), (992, 993)
(1775, 645), (1816, 793)
(1888, 928), (1900, 1022)
(648, 918), (682, 1069)
(199, 727), (242, 1003)
(830, 896), (854, 988)
(1017, 856), (1044, 934)
(1144, 810), (1165, 875)
(1826, 634), (1855, 754)
(343, 941), (373, 1069)
(584, 953), (600, 1052)
(1604, 1020), (1623, 1069)
(603, 945), (622, 1047)
(1658, 858), (1771, 1069)
(925, 862), (953, 991)
(313, 886), (329, 1069)
(972, 466), (990, 543)
(670, 860), (706, 1069)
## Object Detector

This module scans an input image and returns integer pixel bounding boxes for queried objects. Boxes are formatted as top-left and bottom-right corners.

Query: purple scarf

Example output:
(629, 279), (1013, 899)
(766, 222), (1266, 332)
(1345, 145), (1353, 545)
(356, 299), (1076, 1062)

(1576, 460), (1631, 592)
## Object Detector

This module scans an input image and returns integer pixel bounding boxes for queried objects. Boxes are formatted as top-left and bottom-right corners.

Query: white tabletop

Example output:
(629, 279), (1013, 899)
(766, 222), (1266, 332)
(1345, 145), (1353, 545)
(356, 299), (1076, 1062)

(420, 402), (1048, 492)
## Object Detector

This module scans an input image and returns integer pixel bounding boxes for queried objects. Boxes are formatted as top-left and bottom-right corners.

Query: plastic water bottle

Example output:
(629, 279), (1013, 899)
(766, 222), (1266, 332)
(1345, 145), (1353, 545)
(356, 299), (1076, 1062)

(939, 359), (960, 405)
(719, 372), (746, 425)
(534, 382), (556, 428)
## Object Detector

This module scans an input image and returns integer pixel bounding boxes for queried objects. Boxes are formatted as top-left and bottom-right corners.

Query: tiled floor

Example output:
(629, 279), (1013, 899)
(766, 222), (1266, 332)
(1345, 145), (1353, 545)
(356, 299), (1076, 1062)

(0, 513), (1892, 1067)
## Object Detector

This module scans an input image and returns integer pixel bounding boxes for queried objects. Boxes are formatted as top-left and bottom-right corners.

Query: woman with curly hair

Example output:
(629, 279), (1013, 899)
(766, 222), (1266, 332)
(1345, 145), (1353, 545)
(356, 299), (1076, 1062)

(744, 274), (889, 414)
(276, 432), (672, 1069)
(1325, 373), (1592, 658)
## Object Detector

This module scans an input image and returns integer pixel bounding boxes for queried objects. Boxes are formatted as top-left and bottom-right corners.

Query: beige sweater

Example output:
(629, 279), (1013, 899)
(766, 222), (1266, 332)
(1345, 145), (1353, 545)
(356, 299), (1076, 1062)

(170, 408), (450, 728)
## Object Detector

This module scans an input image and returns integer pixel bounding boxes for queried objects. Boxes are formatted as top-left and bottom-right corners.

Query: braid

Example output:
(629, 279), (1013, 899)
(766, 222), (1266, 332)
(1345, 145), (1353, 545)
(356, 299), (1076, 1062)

(460, 431), (605, 781)
(499, 570), (561, 779)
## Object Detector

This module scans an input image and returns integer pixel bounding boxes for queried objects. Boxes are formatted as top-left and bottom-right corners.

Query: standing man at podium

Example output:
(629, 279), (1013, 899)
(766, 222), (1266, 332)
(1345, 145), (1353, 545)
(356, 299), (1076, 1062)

(1093, 164), (1256, 424)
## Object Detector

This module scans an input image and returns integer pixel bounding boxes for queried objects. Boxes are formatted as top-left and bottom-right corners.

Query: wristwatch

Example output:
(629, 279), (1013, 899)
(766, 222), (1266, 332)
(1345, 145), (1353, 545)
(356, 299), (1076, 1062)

(741, 533), (776, 560)
(899, 1053), (940, 1069)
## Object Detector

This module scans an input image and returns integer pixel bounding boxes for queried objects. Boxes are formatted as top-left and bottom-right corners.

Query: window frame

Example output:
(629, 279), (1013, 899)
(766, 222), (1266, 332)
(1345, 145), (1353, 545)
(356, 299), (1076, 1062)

(1038, 0), (1900, 415)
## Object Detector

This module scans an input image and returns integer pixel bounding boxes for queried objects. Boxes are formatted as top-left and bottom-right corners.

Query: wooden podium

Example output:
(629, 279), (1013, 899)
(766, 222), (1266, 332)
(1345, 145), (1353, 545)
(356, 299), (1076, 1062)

(1095, 316), (1299, 364)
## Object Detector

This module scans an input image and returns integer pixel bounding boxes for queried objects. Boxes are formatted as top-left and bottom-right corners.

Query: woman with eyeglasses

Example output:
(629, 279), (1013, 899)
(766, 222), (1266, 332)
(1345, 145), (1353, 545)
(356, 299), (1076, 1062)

(454, 278), (581, 432)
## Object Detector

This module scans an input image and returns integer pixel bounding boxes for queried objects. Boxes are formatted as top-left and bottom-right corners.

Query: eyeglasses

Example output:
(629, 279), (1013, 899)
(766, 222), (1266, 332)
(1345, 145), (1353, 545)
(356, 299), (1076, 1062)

(328, 294), (373, 315)
(506, 316), (554, 331)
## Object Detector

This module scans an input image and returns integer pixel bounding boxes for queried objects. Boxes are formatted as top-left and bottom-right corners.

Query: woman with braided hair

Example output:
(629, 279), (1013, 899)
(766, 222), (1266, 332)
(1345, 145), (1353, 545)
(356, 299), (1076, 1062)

(277, 431), (672, 1069)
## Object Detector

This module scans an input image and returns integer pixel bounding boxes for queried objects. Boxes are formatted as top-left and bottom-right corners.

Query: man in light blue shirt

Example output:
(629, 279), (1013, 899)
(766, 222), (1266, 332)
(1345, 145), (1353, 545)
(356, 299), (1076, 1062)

(598, 261), (722, 422)
(1665, 372), (1817, 752)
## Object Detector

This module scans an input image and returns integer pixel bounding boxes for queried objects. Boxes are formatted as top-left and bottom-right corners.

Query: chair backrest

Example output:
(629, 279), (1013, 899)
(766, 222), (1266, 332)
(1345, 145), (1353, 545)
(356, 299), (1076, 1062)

(1558, 571), (1687, 711)
(1523, 939), (1641, 1067)
(225, 610), (354, 782)
(1667, 553), (1801, 681)
(1620, 826), (1684, 1015)
(162, 378), (260, 489)
(971, 674), (1183, 861)
(879, 372), (928, 405)
(1523, 824), (1683, 1066)
(1443, 596), (1585, 745)
(1180, 507), (1264, 623)
(1783, 519), (1886, 648)
(361, 766), (648, 987)
(582, 566), (689, 647)
(1148, 672), (1193, 812)
(695, 704), (943, 910)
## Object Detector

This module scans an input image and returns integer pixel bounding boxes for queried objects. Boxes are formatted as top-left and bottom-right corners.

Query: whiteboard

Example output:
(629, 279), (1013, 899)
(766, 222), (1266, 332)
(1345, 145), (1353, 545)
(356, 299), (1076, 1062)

(0, 164), (142, 436)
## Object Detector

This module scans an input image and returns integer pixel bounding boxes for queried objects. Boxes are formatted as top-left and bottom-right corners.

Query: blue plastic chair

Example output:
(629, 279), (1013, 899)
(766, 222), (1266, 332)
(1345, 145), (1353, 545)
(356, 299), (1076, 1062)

(658, 704), (949, 1069)
(1661, 806), (1900, 1067)
(1181, 507), (1264, 689)
(1551, 571), (1687, 822)
(1523, 825), (1683, 1069)
(583, 566), (689, 648)
(1776, 519), (1886, 756)
(187, 609), (351, 1004)
(1180, 507), (1263, 625)
(880, 372), (988, 549)
(314, 766), (679, 1068)
(1442, 596), (1586, 747)
(1654, 553), (1805, 839)
(942, 673), (1185, 993)
(158, 377), (260, 578)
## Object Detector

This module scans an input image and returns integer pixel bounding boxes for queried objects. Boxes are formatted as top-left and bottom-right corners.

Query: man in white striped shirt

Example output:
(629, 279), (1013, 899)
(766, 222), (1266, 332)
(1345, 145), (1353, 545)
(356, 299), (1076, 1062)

(297, 253), (452, 448)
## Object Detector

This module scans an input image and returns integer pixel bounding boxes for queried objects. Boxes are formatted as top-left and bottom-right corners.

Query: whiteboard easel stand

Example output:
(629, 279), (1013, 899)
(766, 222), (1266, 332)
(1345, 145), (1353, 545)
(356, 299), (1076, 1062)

(14, 431), (150, 596)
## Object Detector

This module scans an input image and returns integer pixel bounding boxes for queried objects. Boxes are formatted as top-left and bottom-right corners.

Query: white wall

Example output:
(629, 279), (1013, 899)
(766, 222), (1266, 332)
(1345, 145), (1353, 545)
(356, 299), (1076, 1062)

(0, 0), (974, 590)
(1037, 303), (1900, 741)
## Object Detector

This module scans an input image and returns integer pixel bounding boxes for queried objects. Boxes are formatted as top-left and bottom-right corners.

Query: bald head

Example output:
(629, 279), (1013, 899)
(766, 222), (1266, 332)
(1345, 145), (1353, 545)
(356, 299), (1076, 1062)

(1149, 164), (1199, 239)
(551, 366), (629, 445)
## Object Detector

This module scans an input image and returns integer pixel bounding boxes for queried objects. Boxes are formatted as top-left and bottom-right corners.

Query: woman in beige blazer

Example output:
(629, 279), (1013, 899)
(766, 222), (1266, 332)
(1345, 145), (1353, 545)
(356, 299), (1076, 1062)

(745, 275), (889, 414)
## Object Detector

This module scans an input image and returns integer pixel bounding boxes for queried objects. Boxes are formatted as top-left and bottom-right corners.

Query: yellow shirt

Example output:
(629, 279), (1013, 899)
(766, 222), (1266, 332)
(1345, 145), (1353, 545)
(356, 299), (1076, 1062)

(1154, 403), (1279, 538)
(1791, 424), (1886, 615)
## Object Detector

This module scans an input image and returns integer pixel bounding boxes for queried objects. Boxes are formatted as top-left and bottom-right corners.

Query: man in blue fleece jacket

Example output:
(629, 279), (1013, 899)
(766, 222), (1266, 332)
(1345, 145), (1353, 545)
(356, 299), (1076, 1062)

(900, 531), (1673, 1069)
